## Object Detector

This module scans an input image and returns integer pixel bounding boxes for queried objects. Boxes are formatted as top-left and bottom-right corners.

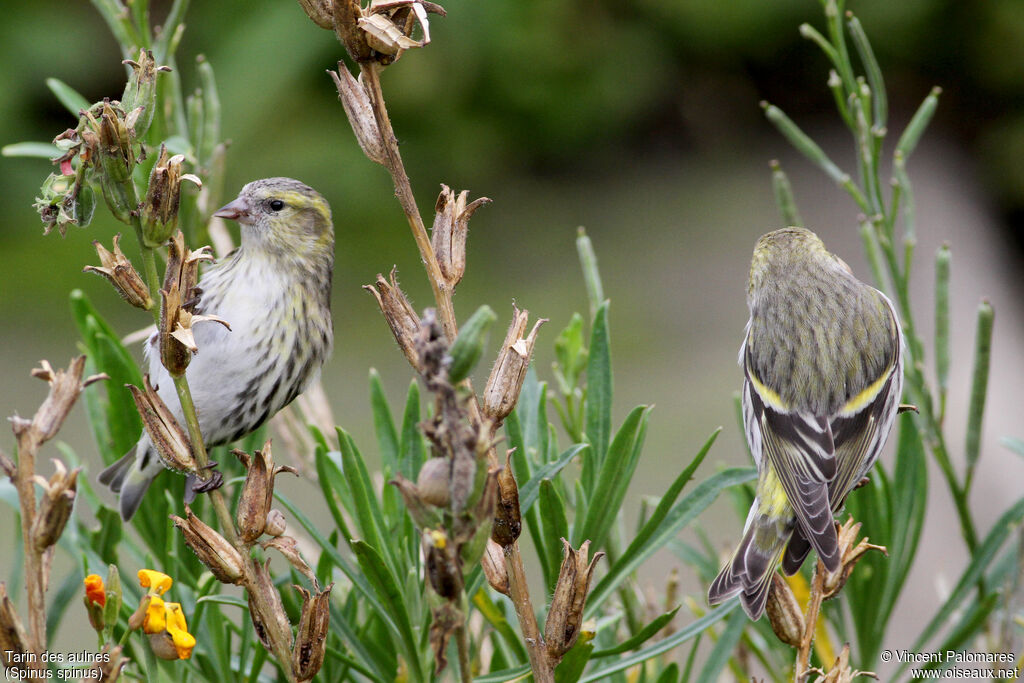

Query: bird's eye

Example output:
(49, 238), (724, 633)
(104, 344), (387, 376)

(269, 199), (285, 211)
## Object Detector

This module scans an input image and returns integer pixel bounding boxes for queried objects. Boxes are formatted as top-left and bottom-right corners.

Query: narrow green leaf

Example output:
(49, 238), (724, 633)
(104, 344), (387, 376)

(46, 571), (83, 638)
(352, 540), (424, 683)
(448, 304), (497, 383)
(578, 603), (738, 681)
(866, 415), (927, 658)
(276, 493), (402, 641)
(770, 160), (802, 228)
(315, 448), (355, 546)
(2, 142), (61, 159)
(935, 245), (951, 403)
(369, 369), (400, 474)
(337, 428), (397, 573)
(583, 302), (612, 477)
(591, 606), (680, 657)
(399, 379), (425, 479)
(91, 330), (144, 461)
(153, 0), (189, 62)
(474, 663), (531, 683)
(539, 480), (570, 591)
(46, 77), (91, 117)
(655, 663), (680, 683)
(196, 595), (249, 609)
(472, 589), (529, 662)
(695, 608), (747, 683)
(608, 428), (718, 580)
(901, 495), (1024, 673)
(555, 313), (587, 386)
(762, 103), (846, 186)
(575, 406), (648, 550)
(896, 86), (941, 162)
(846, 14), (887, 129)
(196, 56), (220, 165)
(576, 228), (605, 320)
(554, 641), (593, 683)
(587, 467), (755, 615)
(519, 443), (587, 514)
(965, 301), (994, 486)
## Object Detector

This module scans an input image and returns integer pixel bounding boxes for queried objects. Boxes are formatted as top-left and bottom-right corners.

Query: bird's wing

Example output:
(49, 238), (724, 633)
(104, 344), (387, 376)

(744, 358), (841, 572)
(828, 295), (904, 510)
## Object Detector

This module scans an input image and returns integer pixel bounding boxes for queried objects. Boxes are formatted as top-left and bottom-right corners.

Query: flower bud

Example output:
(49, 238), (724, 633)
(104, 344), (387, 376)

(364, 269), (423, 372)
(544, 539), (604, 661)
(765, 574), (804, 647)
(33, 170), (96, 237)
(83, 574), (106, 631)
(484, 307), (546, 422)
(128, 374), (197, 473)
(30, 459), (79, 550)
(416, 457), (451, 508)
(235, 441), (298, 543)
(490, 452), (521, 547)
(171, 506), (245, 584)
(329, 65), (386, 164)
(431, 185), (490, 288)
(265, 509), (287, 537)
(95, 101), (135, 184)
(103, 565), (123, 632)
(292, 585), (332, 682)
(481, 539), (509, 595)
(446, 304), (496, 383)
(127, 595), (152, 632)
(121, 50), (171, 138)
(141, 145), (202, 247)
(84, 234), (153, 310)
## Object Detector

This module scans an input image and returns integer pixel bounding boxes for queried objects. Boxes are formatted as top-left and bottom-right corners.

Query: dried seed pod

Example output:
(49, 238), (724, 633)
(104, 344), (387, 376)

(765, 574), (804, 648)
(170, 507), (245, 584)
(235, 441), (297, 543)
(292, 585), (332, 682)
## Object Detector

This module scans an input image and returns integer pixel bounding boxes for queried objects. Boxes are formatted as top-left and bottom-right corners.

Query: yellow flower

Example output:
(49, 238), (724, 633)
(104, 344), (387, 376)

(133, 568), (195, 660)
(142, 595), (167, 634)
(163, 602), (196, 659)
(138, 569), (173, 595)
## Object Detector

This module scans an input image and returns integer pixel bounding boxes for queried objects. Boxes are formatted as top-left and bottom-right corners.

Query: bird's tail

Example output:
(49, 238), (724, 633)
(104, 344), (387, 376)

(708, 510), (794, 620)
(97, 443), (158, 521)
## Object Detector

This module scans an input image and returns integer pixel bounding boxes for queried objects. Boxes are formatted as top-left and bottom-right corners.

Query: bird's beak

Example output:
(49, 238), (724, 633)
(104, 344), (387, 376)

(213, 196), (253, 224)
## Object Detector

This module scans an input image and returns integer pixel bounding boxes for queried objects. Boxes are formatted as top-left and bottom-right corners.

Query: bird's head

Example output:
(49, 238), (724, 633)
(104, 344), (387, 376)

(214, 177), (333, 260)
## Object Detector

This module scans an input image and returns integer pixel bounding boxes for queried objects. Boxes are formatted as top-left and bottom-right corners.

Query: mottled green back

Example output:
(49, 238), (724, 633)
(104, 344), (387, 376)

(746, 228), (896, 415)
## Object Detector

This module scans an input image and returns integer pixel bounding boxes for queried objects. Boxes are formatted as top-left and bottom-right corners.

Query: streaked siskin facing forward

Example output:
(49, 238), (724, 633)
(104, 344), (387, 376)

(708, 227), (903, 620)
(99, 177), (334, 520)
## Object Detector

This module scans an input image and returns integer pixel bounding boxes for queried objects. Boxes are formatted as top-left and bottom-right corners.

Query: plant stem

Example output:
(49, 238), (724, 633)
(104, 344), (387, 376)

(794, 559), (827, 679)
(504, 543), (554, 683)
(359, 62), (457, 342)
(455, 623), (473, 683)
(13, 450), (45, 657)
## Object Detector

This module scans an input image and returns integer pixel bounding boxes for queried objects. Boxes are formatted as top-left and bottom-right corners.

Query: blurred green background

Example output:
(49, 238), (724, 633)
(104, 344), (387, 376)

(3, 0), (1024, 672)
